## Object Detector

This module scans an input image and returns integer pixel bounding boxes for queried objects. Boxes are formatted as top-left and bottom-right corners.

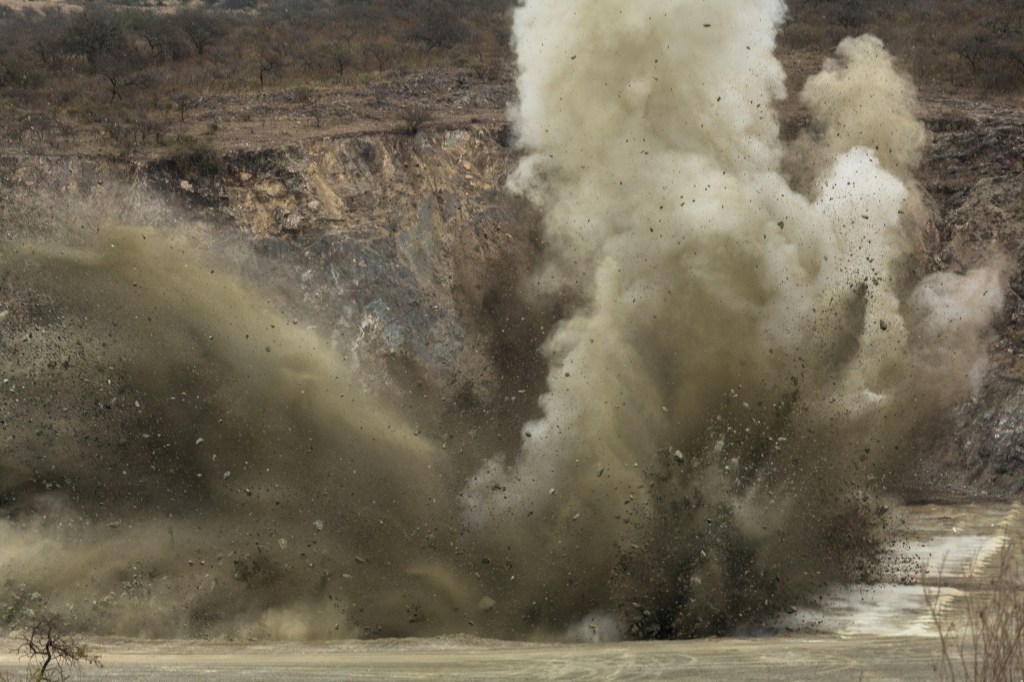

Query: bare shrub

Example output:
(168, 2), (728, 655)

(399, 104), (432, 135)
(59, 5), (127, 69)
(407, 1), (469, 51)
(168, 136), (224, 178)
(0, 0), (516, 155)
(363, 37), (403, 73)
(257, 43), (285, 90)
(176, 9), (227, 58)
(0, 613), (101, 682)
(926, 539), (1024, 681)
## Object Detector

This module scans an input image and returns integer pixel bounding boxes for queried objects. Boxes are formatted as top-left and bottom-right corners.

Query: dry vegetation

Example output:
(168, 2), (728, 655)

(784, 0), (1024, 94)
(0, 1), (1020, 159)
(0, 613), (100, 682)
(927, 540), (1024, 682)
(0, 0), (511, 154)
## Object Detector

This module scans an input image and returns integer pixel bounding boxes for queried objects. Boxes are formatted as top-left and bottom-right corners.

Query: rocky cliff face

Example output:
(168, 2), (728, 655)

(912, 97), (1024, 498)
(2, 123), (551, 424)
(2, 96), (1024, 499)
(0, 123), (551, 635)
(174, 126), (545, 410)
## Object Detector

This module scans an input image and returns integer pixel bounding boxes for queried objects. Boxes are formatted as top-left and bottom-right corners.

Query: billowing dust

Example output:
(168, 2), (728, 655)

(0, 229), (463, 638)
(0, 0), (1005, 641)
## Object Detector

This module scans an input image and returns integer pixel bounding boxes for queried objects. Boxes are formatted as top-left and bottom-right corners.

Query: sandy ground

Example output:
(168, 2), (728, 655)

(0, 503), (1014, 681)
(0, 636), (943, 681)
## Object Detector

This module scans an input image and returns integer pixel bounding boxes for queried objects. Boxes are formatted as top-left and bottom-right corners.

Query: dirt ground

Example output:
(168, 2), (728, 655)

(1, 503), (1016, 681)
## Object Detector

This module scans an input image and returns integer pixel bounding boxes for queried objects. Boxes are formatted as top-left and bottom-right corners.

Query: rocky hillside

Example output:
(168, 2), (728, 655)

(2, 90), (1023, 500)
(912, 96), (1024, 499)
(149, 125), (541, 404)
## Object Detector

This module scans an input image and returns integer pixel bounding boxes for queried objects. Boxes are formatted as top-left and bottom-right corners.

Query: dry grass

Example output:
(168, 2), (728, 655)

(926, 539), (1024, 682)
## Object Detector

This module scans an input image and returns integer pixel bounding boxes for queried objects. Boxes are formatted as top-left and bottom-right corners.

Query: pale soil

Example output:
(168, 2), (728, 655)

(0, 636), (944, 680)
(0, 0), (198, 11)
(0, 0), (78, 10)
(1, 503), (1016, 681)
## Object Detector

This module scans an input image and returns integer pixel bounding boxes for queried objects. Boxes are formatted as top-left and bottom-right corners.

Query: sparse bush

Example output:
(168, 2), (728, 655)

(0, 0), (515, 156)
(329, 44), (353, 79)
(168, 136), (224, 179)
(926, 539), (1024, 681)
(59, 5), (127, 70)
(400, 104), (432, 135)
(785, 0), (1024, 94)
(407, 1), (469, 51)
(169, 90), (197, 124)
(177, 9), (227, 58)
(363, 39), (399, 73)
(0, 613), (101, 682)
(256, 42), (286, 89)
(131, 13), (191, 63)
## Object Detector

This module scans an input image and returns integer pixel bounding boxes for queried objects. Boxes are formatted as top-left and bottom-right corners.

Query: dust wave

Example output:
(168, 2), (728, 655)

(0, 0), (1006, 641)
(0, 227), (481, 638)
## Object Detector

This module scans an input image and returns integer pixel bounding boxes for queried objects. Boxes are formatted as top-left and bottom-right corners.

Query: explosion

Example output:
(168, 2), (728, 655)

(0, 0), (1003, 640)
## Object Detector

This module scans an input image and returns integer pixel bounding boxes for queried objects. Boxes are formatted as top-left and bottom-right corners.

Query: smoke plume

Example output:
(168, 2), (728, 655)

(0, 0), (1005, 640)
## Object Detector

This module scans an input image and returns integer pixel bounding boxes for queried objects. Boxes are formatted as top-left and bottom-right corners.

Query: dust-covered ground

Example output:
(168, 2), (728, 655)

(0, 635), (947, 680)
(1, 0), (1023, 649)
(0, 503), (1017, 680)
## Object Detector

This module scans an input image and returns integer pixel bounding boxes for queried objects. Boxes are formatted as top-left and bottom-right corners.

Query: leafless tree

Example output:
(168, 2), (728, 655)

(60, 6), (125, 69)
(257, 44), (285, 89)
(407, 2), (468, 51)
(178, 10), (226, 58)
(171, 91), (198, 124)
(95, 48), (147, 104)
(4, 613), (101, 682)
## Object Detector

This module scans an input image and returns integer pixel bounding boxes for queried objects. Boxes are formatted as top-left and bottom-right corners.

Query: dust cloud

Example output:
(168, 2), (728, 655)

(462, 0), (1003, 638)
(0, 0), (1006, 641)
(0, 228), (472, 638)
